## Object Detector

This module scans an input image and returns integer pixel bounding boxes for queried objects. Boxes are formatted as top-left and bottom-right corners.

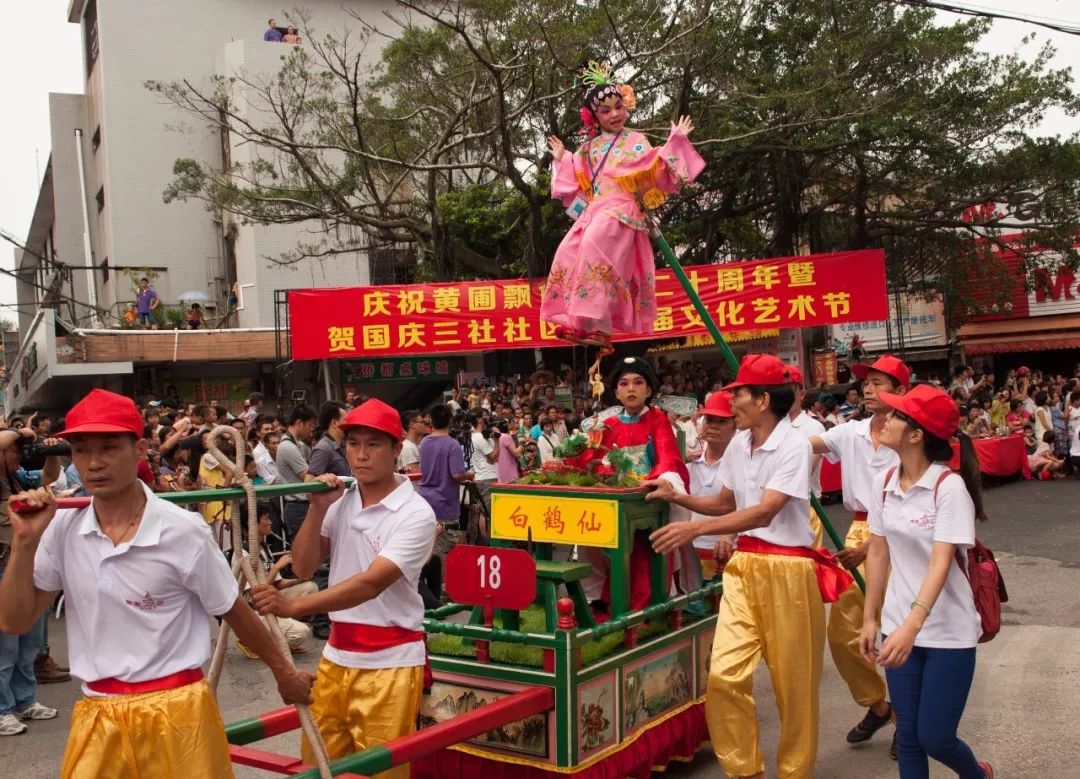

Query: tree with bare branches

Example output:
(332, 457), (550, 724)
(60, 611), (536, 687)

(150, 0), (1080, 319)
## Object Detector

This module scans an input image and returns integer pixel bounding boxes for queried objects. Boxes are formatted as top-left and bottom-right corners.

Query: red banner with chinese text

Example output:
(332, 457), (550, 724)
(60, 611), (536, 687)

(288, 249), (886, 360)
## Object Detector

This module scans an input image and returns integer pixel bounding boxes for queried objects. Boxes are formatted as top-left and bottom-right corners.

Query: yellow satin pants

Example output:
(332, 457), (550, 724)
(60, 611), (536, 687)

(302, 658), (424, 779)
(60, 680), (233, 779)
(827, 520), (888, 707)
(707, 550), (824, 779)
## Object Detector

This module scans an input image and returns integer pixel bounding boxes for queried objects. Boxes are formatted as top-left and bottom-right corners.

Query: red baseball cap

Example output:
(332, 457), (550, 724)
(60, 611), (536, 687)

(851, 355), (911, 389)
(878, 384), (959, 441)
(700, 391), (735, 418)
(723, 354), (791, 390)
(339, 398), (404, 441)
(58, 389), (144, 439)
(786, 365), (805, 385)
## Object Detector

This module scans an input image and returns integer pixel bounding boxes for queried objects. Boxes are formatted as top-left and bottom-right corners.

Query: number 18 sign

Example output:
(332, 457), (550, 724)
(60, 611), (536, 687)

(445, 545), (537, 610)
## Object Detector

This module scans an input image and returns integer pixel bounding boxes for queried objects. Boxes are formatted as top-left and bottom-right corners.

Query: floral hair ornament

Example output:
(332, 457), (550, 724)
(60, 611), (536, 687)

(576, 60), (634, 139)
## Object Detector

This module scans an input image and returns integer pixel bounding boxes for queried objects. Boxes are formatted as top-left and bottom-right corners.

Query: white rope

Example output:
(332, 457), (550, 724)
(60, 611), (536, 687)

(204, 425), (333, 779)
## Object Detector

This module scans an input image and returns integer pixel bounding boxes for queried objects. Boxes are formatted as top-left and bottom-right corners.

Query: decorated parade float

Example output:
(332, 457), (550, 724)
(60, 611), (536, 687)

(216, 427), (723, 779)
(203, 60), (885, 777)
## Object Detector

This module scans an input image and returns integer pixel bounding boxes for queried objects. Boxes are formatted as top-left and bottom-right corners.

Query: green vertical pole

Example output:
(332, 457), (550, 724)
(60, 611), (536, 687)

(651, 232), (864, 592)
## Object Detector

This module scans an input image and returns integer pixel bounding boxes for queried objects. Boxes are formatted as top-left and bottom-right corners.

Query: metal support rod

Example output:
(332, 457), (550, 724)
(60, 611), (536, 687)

(73, 129), (101, 327)
(651, 231), (864, 591)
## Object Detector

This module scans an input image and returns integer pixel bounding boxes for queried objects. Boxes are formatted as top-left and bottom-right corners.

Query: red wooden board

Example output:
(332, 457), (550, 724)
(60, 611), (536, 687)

(445, 545), (536, 610)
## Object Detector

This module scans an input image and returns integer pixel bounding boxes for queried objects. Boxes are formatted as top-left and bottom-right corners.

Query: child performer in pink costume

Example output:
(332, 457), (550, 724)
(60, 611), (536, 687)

(542, 61), (706, 349)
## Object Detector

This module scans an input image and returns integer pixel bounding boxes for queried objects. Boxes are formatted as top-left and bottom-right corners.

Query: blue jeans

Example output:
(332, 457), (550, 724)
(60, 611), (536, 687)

(883, 640), (986, 779)
(0, 608), (44, 715)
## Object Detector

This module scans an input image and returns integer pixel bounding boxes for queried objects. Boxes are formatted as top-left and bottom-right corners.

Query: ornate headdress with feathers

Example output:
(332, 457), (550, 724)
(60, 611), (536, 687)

(576, 60), (636, 138)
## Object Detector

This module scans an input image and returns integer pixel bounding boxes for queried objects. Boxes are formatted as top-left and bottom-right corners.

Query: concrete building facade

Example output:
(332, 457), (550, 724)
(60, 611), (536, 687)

(7, 0), (398, 414)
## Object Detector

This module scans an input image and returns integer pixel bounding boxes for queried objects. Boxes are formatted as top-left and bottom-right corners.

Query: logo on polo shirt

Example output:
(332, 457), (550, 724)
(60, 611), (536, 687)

(125, 592), (165, 611)
(909, 514), (935, 529)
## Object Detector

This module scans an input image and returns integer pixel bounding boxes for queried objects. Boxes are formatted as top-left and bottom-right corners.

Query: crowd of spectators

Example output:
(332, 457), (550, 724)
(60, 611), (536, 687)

(941, 365), (1080, 479)
(6, 354), (1078, 735)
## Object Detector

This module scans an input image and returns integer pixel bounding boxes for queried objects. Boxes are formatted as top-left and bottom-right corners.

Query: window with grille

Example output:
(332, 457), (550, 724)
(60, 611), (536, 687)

(85, 0), (99, 73)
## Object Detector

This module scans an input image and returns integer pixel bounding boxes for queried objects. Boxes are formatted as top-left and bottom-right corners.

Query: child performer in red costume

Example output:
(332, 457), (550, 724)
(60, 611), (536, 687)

(584, 357), (689, 615)
(543, 61), (705, 350)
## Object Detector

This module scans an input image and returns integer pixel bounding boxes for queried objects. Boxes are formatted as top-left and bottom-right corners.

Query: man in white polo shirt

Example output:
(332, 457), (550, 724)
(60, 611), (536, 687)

(687, 390), (737, 581)
(252, 398), (435, 778)
(808, 354), (909, 755)
(648, 354), (852, 779)
(0, 389), (313, 779)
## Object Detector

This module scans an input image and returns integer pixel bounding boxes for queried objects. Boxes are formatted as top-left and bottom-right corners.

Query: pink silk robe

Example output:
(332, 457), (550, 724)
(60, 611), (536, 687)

(541, 128), (706, 336)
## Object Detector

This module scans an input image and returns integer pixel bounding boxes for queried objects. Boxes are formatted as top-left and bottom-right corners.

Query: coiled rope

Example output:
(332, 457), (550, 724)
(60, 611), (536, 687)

(203, 425), (332, 778)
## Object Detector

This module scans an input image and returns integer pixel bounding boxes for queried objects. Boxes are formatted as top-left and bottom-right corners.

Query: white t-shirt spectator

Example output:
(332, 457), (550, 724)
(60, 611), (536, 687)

(397, 438), (420, 471)
(470, 431), (498, 481)
(868, 465), (980, 649)
(252, 441), (278, 484)
(1068, 405), (1080, 458)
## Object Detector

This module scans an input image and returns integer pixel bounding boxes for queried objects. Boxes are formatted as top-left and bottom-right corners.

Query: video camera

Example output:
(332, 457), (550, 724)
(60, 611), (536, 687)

(19, 441), (71, 471)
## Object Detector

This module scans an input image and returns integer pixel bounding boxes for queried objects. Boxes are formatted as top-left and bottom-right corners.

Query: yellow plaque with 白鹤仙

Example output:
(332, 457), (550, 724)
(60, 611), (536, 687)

(490, 492), (620, 548)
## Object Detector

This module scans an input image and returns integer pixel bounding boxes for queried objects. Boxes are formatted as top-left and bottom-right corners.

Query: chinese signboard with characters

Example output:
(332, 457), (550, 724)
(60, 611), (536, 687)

(811, 351), (839, 387)
(828, 294), (946, 354)
(289, 249), (888, 360)
(340, 357), (461, 384)
(489, 492), (621, 548)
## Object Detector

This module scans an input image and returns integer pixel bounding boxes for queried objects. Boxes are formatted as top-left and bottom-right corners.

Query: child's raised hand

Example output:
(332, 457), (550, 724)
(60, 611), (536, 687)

(671, 115), (694, 137)
(548, 135), (566, 162)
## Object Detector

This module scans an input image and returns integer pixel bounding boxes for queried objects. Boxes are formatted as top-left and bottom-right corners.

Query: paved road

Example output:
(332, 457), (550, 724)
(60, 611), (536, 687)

(3, 478), (1079, 777)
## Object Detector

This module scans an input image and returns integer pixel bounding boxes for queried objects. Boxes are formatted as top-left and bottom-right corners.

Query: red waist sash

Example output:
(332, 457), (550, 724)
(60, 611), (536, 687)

(329, 622), (425, 653)
(86, 668), (204, 696)
(329, 622), (432, 692)
(735, 536), (854, 603)
(852, 511), (868, 522)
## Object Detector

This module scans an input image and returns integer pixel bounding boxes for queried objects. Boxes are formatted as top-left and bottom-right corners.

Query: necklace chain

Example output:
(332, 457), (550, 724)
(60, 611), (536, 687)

(99, 494), (148, 546)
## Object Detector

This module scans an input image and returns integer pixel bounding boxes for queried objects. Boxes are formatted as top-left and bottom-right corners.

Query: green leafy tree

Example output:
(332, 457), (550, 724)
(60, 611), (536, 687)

(149, 0), (1080, 322)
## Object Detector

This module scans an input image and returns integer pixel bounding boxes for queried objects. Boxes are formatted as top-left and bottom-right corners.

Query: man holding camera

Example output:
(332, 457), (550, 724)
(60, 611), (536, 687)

(0, 389), (314, 775)
(0, 426), (66, 735)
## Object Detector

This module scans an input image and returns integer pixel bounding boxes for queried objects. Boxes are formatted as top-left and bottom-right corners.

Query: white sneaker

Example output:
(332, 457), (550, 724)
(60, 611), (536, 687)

(14, 702), (58, 721)
(0, 712), (27, 736)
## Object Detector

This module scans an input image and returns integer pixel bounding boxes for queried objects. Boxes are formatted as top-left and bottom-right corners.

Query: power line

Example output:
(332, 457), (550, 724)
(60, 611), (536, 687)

(0, 229), (110, 327)
(890, 0), (1080, 35)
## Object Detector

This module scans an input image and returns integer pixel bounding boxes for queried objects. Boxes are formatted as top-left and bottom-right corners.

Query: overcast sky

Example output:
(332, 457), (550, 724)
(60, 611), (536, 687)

(2, 0), (1079, 317)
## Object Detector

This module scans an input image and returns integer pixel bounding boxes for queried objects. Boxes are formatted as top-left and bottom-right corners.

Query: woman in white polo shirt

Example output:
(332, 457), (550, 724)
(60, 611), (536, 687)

(859, 384), (994, 779)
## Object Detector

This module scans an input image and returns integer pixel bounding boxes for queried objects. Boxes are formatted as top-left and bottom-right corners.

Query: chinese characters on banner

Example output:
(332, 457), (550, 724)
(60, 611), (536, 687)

(489, 493), (621, 548)
(288, 249), (887, 360)
(340, 357), (462, 384)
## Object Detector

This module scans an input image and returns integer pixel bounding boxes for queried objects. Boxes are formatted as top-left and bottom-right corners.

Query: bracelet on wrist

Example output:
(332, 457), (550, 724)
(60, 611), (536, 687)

(910, 598), (932, 616)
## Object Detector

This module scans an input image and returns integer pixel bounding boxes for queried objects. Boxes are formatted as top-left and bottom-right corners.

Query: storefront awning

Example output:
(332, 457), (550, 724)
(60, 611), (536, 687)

(957, 313), (1080, 355)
